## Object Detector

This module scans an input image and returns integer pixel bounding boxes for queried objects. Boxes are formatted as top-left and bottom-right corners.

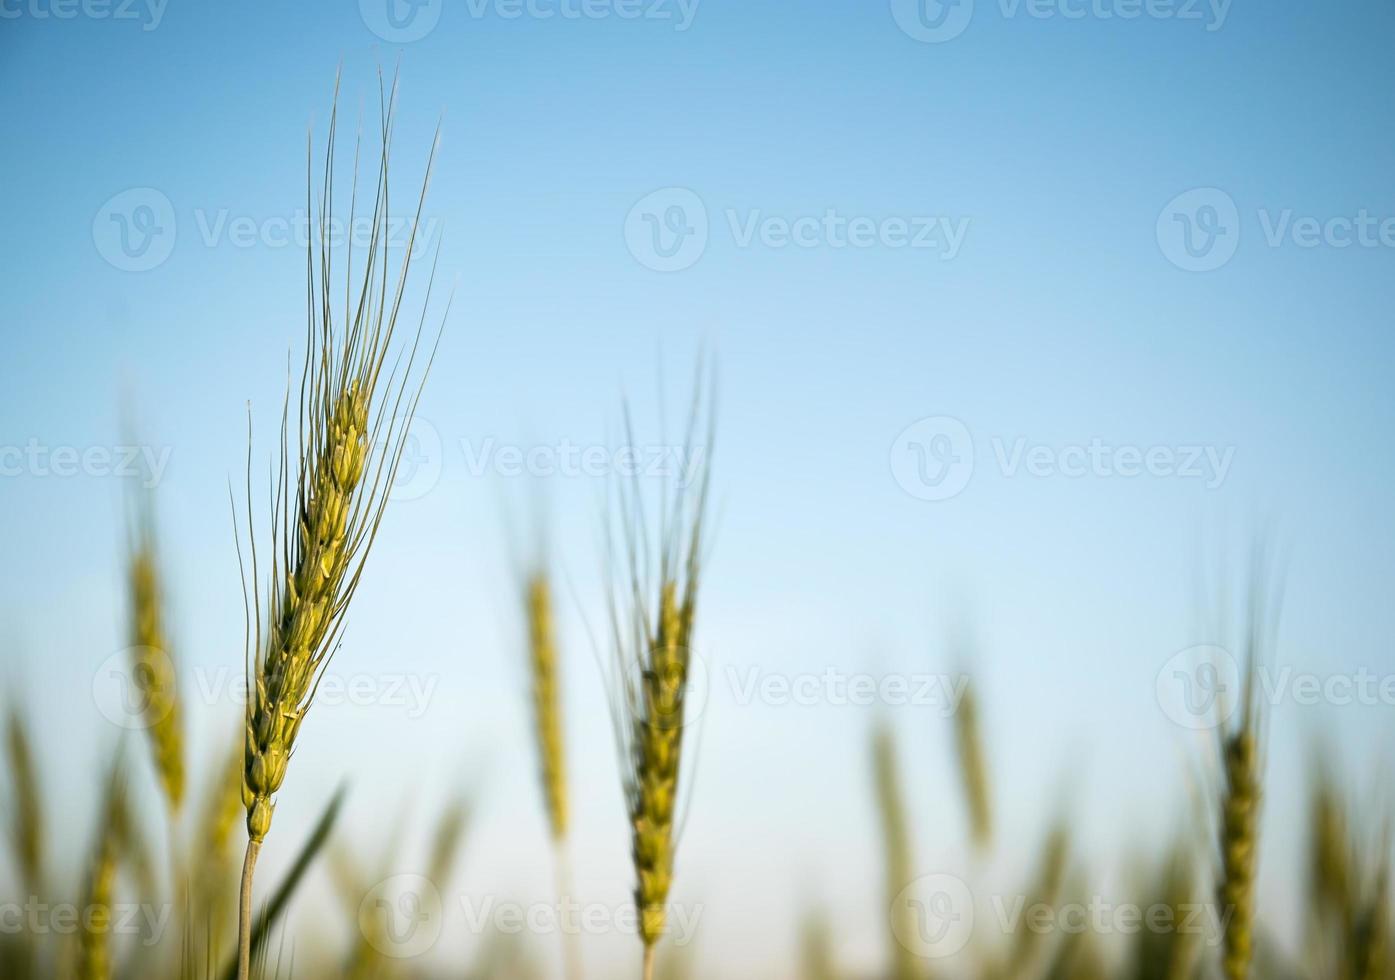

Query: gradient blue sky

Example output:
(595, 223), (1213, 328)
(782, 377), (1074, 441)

(3, 1), (1394, 975)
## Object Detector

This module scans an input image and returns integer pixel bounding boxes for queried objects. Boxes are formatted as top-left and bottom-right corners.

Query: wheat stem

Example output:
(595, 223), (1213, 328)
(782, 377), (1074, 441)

(235, 838), (260, 980)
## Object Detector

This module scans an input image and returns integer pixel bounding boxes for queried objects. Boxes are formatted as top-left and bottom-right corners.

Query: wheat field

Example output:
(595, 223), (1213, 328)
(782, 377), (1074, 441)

(3, 56), (1394, 980)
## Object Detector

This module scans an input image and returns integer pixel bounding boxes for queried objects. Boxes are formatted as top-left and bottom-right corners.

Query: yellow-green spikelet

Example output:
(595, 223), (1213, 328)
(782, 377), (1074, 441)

(527, 573), (568, 841)
(1217, 729), (1259, 980)
(244, 384), (369, 842)
(631, 581), (691, 947)
(77, 814), (120, 980)
(130, 548), (185, 810)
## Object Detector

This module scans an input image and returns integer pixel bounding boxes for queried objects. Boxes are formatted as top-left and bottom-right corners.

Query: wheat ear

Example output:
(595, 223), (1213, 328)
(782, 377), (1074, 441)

(127, 498), (185, 815)
(952, 677), (992, 852)
(1214, 557), (1280, 980)
(76, 758), (128, 980)
(526, 570), (569, 842)
(871, 722), (918, 980)
(608, 376), (713, 980)
(4, 705), (42, 898)
(232, 71), (442, 980)
(524, 567), (584, 980)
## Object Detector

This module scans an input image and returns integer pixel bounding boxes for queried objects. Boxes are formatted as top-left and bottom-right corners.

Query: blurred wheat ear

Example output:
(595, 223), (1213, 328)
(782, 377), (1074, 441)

(607, 367), (714, 980)
(523, 564), (584, 980)
(952, 676), (992, 852)
(871, 721), (918, 980)
(1212, 547), (1283, 980)
(231, 68), (444, 980)
(189, 732), (248, 967)
(126, 492), (185, 817)
(76, 755), (129, 980)
(5, 704), (44, 977)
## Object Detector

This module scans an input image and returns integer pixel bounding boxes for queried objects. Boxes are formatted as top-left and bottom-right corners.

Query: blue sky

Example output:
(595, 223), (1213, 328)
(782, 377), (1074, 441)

(3, 1), (1394, 975)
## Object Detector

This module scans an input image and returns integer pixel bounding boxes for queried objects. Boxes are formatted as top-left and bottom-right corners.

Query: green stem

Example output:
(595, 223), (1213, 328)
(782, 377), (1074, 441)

(236, 838), (261, 980)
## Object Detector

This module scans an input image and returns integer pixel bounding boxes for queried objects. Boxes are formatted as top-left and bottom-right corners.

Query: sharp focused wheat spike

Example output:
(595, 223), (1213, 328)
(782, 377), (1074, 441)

(871, 722), (917, 980)
(4, 705), (42, 897)
(952, 678), (992, 852)
(127, 500), (185, 813)
(232, 71), (442, 980)
(608, 375), (713, 980)
(525, 569), (568, 842)
(77, 760), (127, 980)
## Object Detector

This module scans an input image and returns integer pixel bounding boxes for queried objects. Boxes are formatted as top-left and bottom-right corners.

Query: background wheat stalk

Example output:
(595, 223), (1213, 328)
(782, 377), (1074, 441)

(231, 72), (441, 980)
(952, 677), (992, 853)
(522, 565), (584, 980)
(871, 721), (918, 980)
(608, 378), (713, 980)
(76, 758), (129, 980)
(126, 497), (185, 818)
(1213, 552), (1281, 980)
